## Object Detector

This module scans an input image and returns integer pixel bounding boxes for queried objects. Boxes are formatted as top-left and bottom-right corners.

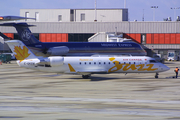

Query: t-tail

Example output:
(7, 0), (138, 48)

(5, 40), (37, 60)
(0, 23), (40, 45)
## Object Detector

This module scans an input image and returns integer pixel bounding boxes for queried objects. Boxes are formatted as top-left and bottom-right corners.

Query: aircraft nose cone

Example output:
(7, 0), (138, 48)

(164, 65), (170, 71)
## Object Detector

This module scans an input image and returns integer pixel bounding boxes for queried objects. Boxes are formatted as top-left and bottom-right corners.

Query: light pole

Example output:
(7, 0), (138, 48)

(171, 7), (180, 21)
(151, 6), (158, 21)
(94, 0), (97, 21)
(142, 9), (144, 21)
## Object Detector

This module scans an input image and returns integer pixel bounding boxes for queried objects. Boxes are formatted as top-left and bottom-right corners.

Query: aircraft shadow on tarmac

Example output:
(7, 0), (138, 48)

(68, 76), (119, 81)
(70, 76), (169, 81)
(164, 62), (176, 64)
(33, 73), (174, 81)
(90, 77), (119, 81)
(166, 76), (179, 79)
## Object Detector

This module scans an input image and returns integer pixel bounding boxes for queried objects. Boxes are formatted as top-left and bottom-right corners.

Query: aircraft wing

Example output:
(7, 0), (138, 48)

(66, 64), (108, 74)
(76, 70), (108, 75)
(65, 69), (108, 74)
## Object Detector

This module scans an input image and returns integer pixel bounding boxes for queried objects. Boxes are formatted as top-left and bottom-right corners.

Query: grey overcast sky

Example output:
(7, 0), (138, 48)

(0, 0), (179, 21)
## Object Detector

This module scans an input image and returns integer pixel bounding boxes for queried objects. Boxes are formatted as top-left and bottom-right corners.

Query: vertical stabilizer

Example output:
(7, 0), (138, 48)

(5, 40), (37, 60)
(0, 23), (40, 45)
(13, 23), (40, 45)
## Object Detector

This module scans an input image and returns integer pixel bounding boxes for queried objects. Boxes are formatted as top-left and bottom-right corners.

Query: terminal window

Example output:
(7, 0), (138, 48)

(58, 15), (62, 21)
(81, 13), (85, 21)
(141, 34), (146, 44)
(35, 12), (39, 21)
(25, 12), (29, 21)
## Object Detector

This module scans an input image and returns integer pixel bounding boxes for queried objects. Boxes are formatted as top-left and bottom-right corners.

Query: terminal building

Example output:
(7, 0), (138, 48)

(0, 8), (180, 59)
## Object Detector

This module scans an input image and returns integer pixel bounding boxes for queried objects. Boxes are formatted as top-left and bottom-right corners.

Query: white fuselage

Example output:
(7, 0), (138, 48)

(17, 56), (169, 75)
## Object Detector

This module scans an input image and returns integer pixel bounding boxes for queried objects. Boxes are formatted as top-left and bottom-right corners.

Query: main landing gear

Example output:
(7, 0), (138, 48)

(155, 73), (159, 78)
(82, 75), (91, 79)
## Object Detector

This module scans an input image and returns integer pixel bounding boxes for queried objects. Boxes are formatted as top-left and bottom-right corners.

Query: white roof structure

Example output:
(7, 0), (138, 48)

(20, 8), (128, 22)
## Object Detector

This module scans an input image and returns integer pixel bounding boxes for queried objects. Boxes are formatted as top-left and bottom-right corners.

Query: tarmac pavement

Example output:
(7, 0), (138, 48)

(0, 61), (180, 120)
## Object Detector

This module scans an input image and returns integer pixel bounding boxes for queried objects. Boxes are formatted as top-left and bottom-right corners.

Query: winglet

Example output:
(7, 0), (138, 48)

(5, 40), (37, 60)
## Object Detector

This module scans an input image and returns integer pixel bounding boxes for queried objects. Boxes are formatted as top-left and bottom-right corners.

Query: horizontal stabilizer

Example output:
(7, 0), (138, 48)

(0, 22), (35, 27)
(0, 16), (35, 21)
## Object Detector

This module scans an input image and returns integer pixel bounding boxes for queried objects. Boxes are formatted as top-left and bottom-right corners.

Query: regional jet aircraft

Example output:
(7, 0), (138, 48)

(0, 23), (146, 57)
(6, 40), (169, 79)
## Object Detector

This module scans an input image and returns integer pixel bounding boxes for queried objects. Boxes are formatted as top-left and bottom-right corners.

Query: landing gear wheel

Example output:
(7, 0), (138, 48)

(82, 75), (90, 79)
(155, 73), (159, 78)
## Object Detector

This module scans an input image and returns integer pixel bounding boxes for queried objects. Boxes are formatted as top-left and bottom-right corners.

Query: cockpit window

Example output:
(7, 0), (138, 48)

(149, 60), (157, 63)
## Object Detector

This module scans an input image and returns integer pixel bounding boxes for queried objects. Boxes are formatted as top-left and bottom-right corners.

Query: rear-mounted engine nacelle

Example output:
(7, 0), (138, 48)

(49, 56), (64, 67)
(47, 46), (69, 56)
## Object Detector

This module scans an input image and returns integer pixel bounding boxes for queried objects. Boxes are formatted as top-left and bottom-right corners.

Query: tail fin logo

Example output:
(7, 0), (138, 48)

(14, 45), (30, 60)
(21, 29), (31, 41)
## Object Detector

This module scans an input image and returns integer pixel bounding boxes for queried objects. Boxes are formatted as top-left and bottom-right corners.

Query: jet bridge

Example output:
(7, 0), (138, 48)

(88, 32), (133, 42)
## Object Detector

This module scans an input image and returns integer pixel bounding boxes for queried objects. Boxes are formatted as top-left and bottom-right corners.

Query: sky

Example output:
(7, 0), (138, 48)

(0, 0), (179, 21)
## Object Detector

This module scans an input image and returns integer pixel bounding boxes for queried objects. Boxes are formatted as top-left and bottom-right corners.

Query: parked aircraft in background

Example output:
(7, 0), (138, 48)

(0, 16), (35, 21)
(0, 23), (146, 57)
(6, 40), (169, 79)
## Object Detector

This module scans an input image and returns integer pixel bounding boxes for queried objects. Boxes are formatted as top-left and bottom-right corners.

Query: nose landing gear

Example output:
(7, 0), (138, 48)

(155, 73), (159, 78)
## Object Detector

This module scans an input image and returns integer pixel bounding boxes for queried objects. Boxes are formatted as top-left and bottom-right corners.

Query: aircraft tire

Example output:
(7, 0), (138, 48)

(155, 75), (158, 78)
(82, 75), (90, 79)
(155, 73), (159, 78)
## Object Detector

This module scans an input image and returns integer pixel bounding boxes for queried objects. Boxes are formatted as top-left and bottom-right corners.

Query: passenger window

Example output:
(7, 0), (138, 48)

(99, 62), (101, 64)
(80, 62), (81, 65)
(114, 62), (115, 64)
(149, 60), (157, 63)
(134, 62), (136, 64)
(94, 62), (96, 64)
(89, 62), (91, 64)
(109, 62), (110, 64)
(85, 62), (86, 65)
(119, 62), (121, 64)
(129, 62), (131, 64)
(124, 62), (126, 64)
(104, 62), (106, 64)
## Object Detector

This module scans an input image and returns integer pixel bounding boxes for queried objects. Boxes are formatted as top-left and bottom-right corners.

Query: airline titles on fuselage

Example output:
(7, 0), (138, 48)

(79, 58), (144, 62)
(80, 59), (93, 61)
(123, 59), (143, 61)
(101, 43), (132, 47)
